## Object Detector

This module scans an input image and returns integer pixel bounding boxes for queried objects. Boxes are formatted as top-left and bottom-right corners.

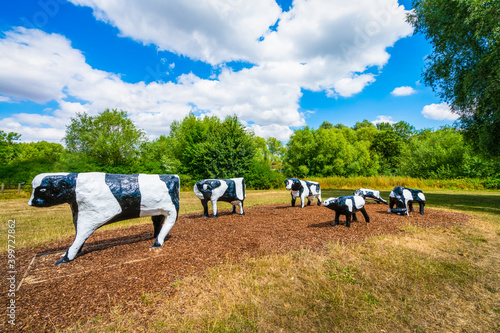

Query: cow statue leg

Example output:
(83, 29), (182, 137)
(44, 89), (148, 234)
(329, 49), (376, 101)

(238, 202), (245, 215)
(56, 223), (97, 265)
(408, 202), (414, 213)
(231, 205), (237, 214)
(333, 212), (340, 226)
(300, 194), (306, 208)
(419, 202), (425, 215)
(291, 195), (296, 207)
(388, 198), (394, 213)
(317, 195), (322, 206)
(352, 213), (358, 222)
(346, 212), (352, 228)
(152, 215), (165, 238)
(307, 198), (312, 206)
(211, 199), (219, 218)
(360, 207), (370, 223)
(201, 199), (210, 218)
(151, 211), (177, 248)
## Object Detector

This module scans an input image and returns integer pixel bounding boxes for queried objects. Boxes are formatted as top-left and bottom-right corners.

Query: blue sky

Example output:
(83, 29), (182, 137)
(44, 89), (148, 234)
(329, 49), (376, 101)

(0, 0), (458, 143)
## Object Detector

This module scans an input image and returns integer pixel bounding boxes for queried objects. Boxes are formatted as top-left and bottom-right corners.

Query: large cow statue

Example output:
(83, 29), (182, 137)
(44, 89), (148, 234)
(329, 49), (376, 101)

(29, 172), (180, 265)
(322, 195), (370, 227)
(353, 188), (388, 204)
(194, 178), (246, 218)
(284, 178), (322, 208)
(388, 186), (426, 215)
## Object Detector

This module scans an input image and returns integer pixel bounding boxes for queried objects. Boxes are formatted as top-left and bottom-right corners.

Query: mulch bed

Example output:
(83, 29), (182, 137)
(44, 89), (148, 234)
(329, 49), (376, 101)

(1, 203), (469, 331)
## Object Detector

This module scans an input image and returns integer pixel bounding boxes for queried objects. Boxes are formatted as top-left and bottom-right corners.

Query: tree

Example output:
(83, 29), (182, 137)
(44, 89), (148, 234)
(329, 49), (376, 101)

(401, 127), (468, 178)
(319, 121), (334, 130)
(64, 109), (146, 168)
(352, 119), (375, 131)
(408, 0), (500, 156)
(138, 136), (180, 174)
(371, 129), (403, 174)
(285, 126), (379, 177)
(0, 130), (21, 162)
(169, 113), (257, 180)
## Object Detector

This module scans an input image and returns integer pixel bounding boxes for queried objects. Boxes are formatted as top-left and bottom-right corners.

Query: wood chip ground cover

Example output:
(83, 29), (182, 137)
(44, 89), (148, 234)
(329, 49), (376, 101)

(0, 203), (469, 331)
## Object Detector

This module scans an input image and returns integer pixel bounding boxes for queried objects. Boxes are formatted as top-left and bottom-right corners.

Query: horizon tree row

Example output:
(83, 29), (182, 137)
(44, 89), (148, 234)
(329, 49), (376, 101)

(1, 110), (499, 188)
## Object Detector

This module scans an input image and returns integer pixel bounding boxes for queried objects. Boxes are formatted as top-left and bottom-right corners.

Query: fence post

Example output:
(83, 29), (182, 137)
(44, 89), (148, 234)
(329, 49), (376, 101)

(1, 183), (4, 195)
(18, 183), (22, 194)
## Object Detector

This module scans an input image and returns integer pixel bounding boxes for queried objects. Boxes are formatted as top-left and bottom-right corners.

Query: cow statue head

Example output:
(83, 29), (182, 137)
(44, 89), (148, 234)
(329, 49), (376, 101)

(29, 173), (77, 207)
(194, 179), (222, 200)
(284, 178), (301, 191)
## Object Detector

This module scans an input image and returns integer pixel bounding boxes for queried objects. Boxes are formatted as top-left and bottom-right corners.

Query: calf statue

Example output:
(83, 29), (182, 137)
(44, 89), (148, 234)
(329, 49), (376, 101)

(194, 178), (246, 218)
(388, 186), (426, 215)
(284, 178), (322, 208)
(29, 172), (180, 265)
(322, 196), (370, 227)
(353, 188), (388, 204)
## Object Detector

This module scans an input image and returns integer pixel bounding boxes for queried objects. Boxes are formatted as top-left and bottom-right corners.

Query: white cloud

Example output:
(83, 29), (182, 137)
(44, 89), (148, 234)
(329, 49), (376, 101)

(250, 124), (294, 141)
(372, 115), (396, 125)
(68, 0), (412, 96)
(0, 0), (414, 142)
(391, 86), (416, 96)
(421, 102), (460, 121)
(69, 0), (282, 64)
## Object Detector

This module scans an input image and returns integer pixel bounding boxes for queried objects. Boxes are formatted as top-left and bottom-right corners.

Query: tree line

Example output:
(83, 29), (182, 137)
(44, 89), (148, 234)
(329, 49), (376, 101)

(1, 109), (499, 189)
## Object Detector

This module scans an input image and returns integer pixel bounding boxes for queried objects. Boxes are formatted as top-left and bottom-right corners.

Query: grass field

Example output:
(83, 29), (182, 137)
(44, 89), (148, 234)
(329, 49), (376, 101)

(2, 189), (499, 332)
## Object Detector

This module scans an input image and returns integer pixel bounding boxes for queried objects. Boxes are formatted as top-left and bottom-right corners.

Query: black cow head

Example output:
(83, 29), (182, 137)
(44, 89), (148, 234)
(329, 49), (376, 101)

(195, 180), (222, 200)
(29, 174), (77, 207)
(284, 178), (301, 191)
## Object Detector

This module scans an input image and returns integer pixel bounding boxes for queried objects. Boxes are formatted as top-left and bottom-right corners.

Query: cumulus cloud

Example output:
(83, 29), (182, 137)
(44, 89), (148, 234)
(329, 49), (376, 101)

(421, 102), (460, 121)
(68, 0), (282, 64)
(250, 124), (294, 141)
(391, 86), (416, 96)
(372, 115), (396, 125)
(1, 0), (414, 142)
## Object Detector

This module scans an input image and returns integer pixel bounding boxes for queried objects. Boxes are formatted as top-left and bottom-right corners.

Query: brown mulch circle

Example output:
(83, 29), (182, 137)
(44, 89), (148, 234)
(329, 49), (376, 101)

(1, 203), (469, 331)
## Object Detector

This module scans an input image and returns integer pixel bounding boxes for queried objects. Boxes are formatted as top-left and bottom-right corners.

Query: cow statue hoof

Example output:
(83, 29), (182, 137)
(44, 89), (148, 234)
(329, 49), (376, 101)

(284, 178), (322, 208)
(55, 254), (71, 266)
(150, 239), (162, 248)
(194, 178), (246, 218)
(323, 195), (370, 228)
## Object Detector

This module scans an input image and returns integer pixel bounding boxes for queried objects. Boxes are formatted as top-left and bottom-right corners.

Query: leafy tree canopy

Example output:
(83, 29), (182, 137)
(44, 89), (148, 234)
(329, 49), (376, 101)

(408, 0), (500, 156)
(64, 109), (146, 167)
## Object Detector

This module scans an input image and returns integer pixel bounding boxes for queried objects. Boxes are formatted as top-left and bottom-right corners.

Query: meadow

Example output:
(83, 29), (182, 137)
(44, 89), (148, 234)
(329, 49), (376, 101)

(1, 188), (499, 332)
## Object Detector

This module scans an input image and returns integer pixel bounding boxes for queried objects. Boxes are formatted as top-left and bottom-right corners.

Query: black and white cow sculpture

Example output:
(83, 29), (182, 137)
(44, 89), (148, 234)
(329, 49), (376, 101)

(322, 195), (370, 227)
(194, 178), (246, 218)
(388, 186), (426, 215)
(284, 178), (322, 208)
(29, 172), (180, 265)
(353, 188), (388, 204)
